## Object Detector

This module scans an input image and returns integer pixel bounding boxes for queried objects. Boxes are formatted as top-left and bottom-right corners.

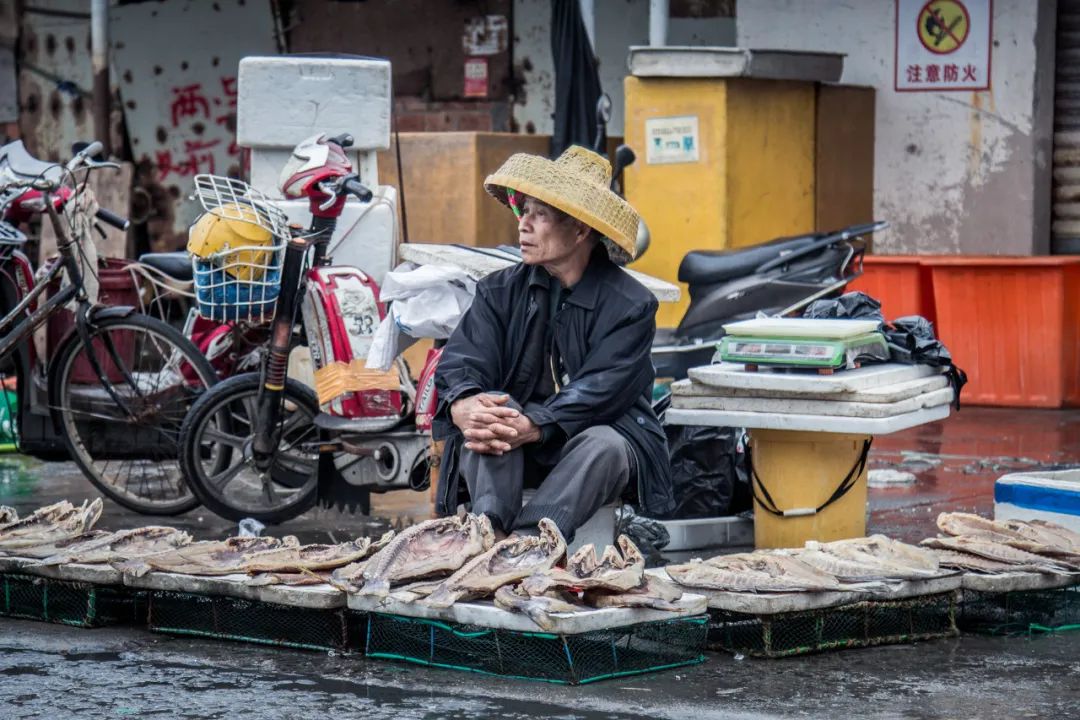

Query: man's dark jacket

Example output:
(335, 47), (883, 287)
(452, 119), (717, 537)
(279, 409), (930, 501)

(432, 246), (675, 518)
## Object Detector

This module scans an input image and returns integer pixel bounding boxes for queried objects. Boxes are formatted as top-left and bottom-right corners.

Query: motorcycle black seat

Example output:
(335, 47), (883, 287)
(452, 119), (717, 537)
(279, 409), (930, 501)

(139, 251), (193, 282)
(678, 233), (823, 285)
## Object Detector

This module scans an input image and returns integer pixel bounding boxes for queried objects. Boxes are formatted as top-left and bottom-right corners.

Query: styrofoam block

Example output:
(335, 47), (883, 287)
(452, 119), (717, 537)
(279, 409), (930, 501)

(658, 516), (754, 552)
(268, 187), (398, 285)
(995, 470), (1080, 533)
(237, 56), (391, 150)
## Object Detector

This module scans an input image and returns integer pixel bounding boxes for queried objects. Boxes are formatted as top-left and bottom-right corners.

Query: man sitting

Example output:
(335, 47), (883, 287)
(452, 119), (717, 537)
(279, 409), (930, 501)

(432, 146), (673, 540)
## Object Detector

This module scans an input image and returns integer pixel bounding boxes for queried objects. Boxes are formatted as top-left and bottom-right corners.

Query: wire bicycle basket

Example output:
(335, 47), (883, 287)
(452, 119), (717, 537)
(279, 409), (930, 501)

(190, 175), (290, 323)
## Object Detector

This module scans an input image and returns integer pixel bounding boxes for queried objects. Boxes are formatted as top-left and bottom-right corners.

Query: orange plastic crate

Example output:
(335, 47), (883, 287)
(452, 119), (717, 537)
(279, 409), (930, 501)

(847, 256), (935, 324)
(926, 257), (1080, 408)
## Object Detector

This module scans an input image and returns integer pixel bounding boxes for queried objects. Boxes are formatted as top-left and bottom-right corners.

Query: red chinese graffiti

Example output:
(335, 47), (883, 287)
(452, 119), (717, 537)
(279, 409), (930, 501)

(157, 76), (240, 180)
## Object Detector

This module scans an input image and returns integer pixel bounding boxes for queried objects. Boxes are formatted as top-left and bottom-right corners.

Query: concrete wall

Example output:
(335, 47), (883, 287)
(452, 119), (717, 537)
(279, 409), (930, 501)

(513, 0), (735, 137)
(738, 0), (1057, 255)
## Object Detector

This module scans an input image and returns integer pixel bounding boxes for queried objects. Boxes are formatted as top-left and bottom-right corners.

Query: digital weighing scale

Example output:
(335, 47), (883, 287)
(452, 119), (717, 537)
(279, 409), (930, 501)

(717, 318), (889, 373)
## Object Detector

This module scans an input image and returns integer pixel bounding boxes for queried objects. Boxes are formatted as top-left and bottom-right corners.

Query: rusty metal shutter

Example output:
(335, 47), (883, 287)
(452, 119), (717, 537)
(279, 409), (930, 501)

(1053, 0), (1080, 253)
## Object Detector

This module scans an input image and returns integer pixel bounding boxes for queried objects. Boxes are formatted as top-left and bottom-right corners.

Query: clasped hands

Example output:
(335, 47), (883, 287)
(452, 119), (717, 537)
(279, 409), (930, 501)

(450, 393), (541, 455)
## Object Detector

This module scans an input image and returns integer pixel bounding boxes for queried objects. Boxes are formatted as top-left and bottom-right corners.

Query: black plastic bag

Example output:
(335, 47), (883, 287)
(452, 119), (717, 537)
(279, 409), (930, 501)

(802, 292), (884, 323)
(884, 315), (968, 406)
(663, 425), (750, 519)
(616, 505), (670, 566)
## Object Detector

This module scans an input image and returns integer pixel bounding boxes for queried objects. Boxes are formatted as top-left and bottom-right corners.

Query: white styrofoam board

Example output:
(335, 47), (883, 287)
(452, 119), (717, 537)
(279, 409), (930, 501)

(687, 362), (943, 394)
(665, 403), (951, 435)
(122, 571), (345, 609)
(267, 189), (398, 285)
(652, 569), (960, 614)
(722, 318), (881, 339)
(658, 516), (754, 552)
(961, 571), (1079, 593)
(347, 592), (707, 634)
(0, 557), (122, 585)
(397, 243), (681, 303)
(628, 47), (844, 82)
(671, 387), (954, 418)
(237, 56), (391, 150)
(670, 374), (950, 404)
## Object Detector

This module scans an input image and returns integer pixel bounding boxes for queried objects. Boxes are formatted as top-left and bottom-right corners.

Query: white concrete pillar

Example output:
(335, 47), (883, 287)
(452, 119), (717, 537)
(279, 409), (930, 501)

(649, 0), (668, 47)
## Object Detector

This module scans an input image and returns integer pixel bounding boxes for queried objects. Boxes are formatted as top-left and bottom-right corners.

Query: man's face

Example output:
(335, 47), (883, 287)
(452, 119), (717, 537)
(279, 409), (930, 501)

(517, 197), (586, 266)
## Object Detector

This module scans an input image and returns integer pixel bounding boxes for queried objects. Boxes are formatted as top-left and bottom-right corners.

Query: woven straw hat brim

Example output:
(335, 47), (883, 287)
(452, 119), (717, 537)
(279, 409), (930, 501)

(484, 154), (640, 258)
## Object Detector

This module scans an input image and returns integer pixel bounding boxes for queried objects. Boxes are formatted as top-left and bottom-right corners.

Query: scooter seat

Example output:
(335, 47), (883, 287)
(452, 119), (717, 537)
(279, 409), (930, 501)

(139, 251), (193, 282)
(678, 233), (822, 286)
(0, 140), (62, 181)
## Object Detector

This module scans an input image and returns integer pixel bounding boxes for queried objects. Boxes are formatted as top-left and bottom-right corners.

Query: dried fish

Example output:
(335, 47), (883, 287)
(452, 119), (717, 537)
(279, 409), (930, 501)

(424, 519), (567, 609)
(668, 552), (841, 593)
(521, 535), (644, 596)
(585, 575), (687, 611)
(388, 579), (449, 603)
(1029, 519), (1080, 552)
(822, 535), (942, 573)
(801, 537), (946, 580)
(494, 584), (583, 631)
(0, 499), (103, 550)
(929, 549), (1045, 574)
(0, 506), (16, 525)
(11, 531), (115, 560)
(242, 532), (392, 574)
(937, 513), (1028, 543)
(41, 527), (192, 566)
(351, 515), (492, 597)
(246, 569), (332, 587)
(113, 536), (298, 577)
(919, 535), (1075, 574)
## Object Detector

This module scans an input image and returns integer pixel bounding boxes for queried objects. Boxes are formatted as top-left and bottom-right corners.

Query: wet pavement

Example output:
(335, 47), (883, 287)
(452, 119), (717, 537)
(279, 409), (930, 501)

(0, 406), (1079, 718)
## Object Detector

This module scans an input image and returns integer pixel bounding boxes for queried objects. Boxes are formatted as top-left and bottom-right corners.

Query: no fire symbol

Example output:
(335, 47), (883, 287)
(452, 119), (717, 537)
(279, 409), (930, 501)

(917, 0), (971, 54)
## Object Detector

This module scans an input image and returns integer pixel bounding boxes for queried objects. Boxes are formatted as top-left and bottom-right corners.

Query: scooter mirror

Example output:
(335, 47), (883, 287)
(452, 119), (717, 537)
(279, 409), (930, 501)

(595, 94), (612, 126)
(612, 145), (636, 177)
(635, 218), (651, 259)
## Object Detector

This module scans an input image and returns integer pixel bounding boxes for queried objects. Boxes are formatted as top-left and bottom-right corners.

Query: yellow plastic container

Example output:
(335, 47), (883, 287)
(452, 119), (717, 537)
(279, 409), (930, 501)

(749, 429), (871, 549)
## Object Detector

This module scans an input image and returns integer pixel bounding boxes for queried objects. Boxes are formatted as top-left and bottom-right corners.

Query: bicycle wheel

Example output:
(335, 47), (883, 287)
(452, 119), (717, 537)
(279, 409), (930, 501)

(50, 312), (217, 515)
(178, 373), (321, 524)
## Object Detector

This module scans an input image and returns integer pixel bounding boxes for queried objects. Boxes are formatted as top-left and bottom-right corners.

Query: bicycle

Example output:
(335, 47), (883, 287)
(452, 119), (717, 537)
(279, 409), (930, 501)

(0, 140), (217, 514)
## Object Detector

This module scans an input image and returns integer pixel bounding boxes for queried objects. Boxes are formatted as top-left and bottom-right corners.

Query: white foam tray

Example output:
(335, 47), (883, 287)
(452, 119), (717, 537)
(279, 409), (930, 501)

(960, 571), (1079, 593)
(721, 318), (881, 339)
(0, 557), (122, 585)
(347, 591), (707, 634)
(671, 374), (950, 404)
(121, 571), (345, 610)
(652, 569), (961, 614)
(688, 362), (943, 394)
(666, 403), (951, 434)
(670, 387), (954, 418)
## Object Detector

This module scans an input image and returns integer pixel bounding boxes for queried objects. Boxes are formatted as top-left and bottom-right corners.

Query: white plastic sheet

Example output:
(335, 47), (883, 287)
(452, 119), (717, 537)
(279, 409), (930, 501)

(366, 263), (476, 371)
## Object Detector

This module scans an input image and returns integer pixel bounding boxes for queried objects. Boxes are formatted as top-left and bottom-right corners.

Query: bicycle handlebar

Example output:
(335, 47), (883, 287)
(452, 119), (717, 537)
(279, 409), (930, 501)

(95, 207), (130, 231)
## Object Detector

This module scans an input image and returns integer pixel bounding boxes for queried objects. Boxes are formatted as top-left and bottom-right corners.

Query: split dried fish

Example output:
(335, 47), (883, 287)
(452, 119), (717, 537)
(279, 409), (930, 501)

(937, 513), (1028, 543)
(242, 532), (392, 574)
(0, 499), (102, 550)
(424, 519), (567, 609)
(821, 535), (942, 573)
(388, 579), (451, 603)
(494, 584), (583, 631)
(11, 530), (115, 560)
(521, 535), (644, 596)
(246, 569), (332, 587)
(41, 527), (192, 566)
(350, 515), (493, 597)
(0, 506), (16, 525)
(1029, 519), (1080, 552)
(929, 548), (1046, 574)
(668, 552), (841, 593)
(919, 535), (1075, 574)
(113, 536), (298, 577)
(799, 537), (946, 581)
(585, 575), (688, 612)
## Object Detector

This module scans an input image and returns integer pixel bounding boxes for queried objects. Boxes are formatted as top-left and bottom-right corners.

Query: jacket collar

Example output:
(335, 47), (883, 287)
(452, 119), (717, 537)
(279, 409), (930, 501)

(525, 244), (608, 310)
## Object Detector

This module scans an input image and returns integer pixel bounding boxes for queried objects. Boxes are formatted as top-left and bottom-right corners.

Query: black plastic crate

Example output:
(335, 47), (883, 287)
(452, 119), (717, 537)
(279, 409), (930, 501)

(0, 573), (146, 628)
(147, 590), (362, 651)
(708, 591), (959, 658)
(364, 613), (707, 684)
(960, 585), (1080, 635)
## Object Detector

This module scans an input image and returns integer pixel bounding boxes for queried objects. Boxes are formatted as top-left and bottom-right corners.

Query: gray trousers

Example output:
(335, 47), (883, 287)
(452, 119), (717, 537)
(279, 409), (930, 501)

(459, 417), (633, 541)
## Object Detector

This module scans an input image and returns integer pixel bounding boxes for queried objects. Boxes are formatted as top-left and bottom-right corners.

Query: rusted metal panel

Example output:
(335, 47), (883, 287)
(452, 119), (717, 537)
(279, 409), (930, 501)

(110, 0), (279, 250)
(16, 0), (95, 161)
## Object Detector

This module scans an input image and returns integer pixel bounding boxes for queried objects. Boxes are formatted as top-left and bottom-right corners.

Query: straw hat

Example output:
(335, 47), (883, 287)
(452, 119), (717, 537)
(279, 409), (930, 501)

(484, 146), (641, 259)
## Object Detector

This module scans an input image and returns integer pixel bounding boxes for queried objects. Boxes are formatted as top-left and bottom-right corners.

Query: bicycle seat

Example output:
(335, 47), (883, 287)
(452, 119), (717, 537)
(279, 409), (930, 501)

(678, 232), (823, 285)
(0, 140), (61, 181)
(139, 251), (193, 282)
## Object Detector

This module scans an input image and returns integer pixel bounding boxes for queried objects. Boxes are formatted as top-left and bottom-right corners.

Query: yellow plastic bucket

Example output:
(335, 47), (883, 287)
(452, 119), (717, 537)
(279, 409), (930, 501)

(749, 429), (871, 549)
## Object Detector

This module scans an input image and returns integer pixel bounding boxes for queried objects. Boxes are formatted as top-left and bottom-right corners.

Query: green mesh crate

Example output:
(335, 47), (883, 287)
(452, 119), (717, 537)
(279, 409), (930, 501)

(708, 591), (959, 658)
(147, 590), (363, 651)
(364, 613), (707, 685)
(960, 585), (1080, 635)
(0, 573), (146, 628)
